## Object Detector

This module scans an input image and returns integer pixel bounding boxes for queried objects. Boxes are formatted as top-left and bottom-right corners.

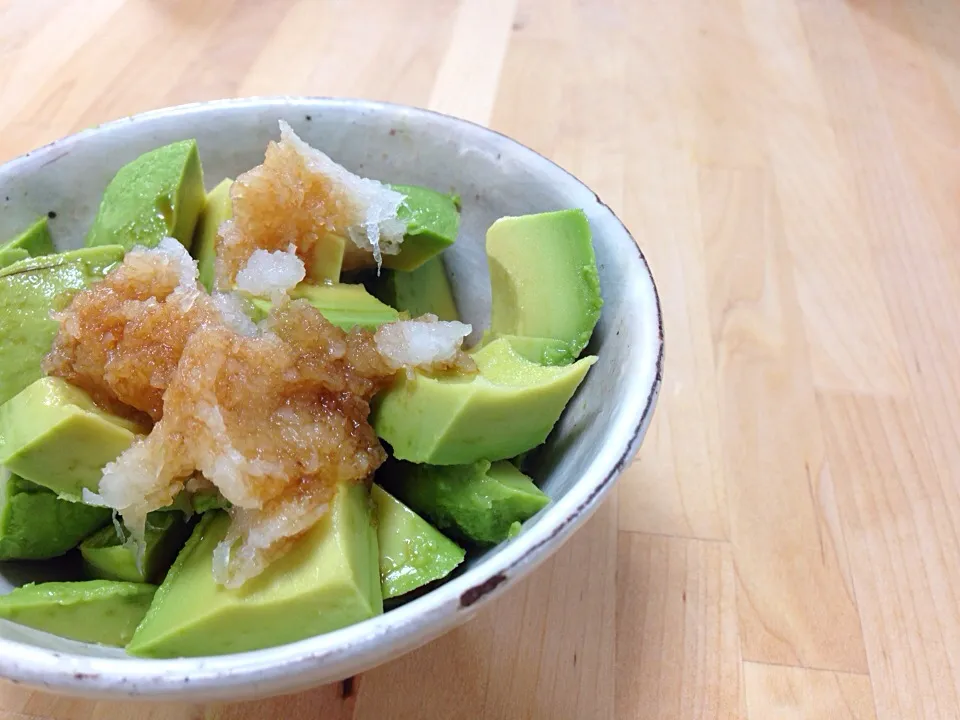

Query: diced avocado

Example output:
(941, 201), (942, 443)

(372, 255), (459, 321)
(0, 248), (29, 269)
(499, 335), (575, 366)
(371, 484), (464, 599)
(309, 233), (346, 284)
(0, 216), (54, 257)
(127, 482), (382, 658)
(373, 338), (596, 465)
(185, 487), (231, 514)
(383, 184), (460, 271)
(0, 377), (148, 500)
(193, 177), (233, 292)
(487, 209), (602, 364)
(0, 469), (110, 561)
(386, 460), (549, 545)
(251, 282), (399, 331)
(85, 139), (205, 251)
(81, 511), (193, 584)
(0, 580), (155, 647)
(0, 245), (126, 405)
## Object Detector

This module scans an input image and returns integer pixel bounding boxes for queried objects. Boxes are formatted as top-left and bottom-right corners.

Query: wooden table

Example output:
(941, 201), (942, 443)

(1, 0), (958, 717)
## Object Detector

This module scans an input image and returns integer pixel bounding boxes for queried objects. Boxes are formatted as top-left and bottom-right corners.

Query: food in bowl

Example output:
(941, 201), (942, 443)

(0, 120), (602, 658)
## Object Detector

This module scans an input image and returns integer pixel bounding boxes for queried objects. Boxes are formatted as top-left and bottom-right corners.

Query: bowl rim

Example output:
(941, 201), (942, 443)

(0, 96), (664, 700)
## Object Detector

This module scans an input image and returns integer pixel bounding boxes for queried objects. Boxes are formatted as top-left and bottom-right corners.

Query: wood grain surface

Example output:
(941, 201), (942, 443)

(1, 0), (958, 717)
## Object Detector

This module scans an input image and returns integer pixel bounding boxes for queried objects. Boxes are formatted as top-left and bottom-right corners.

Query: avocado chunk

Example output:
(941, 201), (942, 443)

(371, 484), (464, 599)
(382, 184), (460, 272)
(127, 481), (382, 658)
(372, 255), (459, 321)
(251, 282), (399, 331)
(0, 245), (125, 405)
(498, 335), (575, 366)
(0, 377), (147, 500)
(81, 511), (193, 584)
(487, 209), (602, 364)
(0, 248), (29, 269)
(0, 580), (155, 647)
(373, 337), (596, 465)
(309, 233), (347, 284)
(385, 460), (549, 545)
(1, 216), (54, 257)
(193, 177), (233, 292)
(85, 139), (205, 251)
(0, 469), (110, 561)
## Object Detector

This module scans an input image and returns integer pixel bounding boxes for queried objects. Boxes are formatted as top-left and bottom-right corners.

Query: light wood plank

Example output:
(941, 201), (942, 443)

(615, 0), (730, 542)
(615, 532), (744, 720)
(819, 395), (960, 719)
(427, 0), (518, 125)
(0, 0), (127, 129)
(743, 663), (877, 720)
(739, 0), (909, 396)
(703, 165), (866, 671)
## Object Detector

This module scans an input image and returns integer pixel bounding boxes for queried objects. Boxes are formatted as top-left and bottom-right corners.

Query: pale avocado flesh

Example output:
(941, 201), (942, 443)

(372, 254), (459, 321)
(0, 248), (29, 270)
(193, 177), (233, 292)
(487, 209), (602, 364)
(382, 184), (460, 271)
(251, 283), (400, 331)
(0, 377), (147, 500)
(0, 216), (54, 257)
(384, 460), (549, 546)
(81, 511), (194, 584)
(127, 482), (382, 658)
(0, 581), (155, 646)
(0, 245), (126, 406)
(0, 470), (110, 561)
(372, 484), (464, 599)
(85, 139), (205, 251)
(373, 338), (597, 465)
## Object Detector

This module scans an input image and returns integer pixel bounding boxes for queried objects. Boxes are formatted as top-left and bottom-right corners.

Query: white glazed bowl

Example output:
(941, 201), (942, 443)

(0, 98), (662, 701)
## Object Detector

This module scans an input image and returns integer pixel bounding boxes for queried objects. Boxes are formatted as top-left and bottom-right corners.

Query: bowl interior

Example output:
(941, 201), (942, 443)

(0, 98), (661, 695)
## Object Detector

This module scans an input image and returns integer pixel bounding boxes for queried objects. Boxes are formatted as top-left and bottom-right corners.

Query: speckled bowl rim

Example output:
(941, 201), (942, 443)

(0, 97), (663, 701)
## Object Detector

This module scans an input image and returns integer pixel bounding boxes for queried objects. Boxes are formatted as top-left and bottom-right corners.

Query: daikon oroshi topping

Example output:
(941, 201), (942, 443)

(234, 244), (305, 303)
(375, 315), (473, 371)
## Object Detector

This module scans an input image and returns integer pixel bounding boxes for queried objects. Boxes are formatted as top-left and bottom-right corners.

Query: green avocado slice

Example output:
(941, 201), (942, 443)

(371, 254), (459, 321)
(384, 460), (549, 546)
(127, 481), (382, 658)
(371, 484), (464, 599)
(0, 581), (155, 647)
(0, 216), (54, 257)
(81, 511), (194, 584)
(373, 337), (596, 465)
(0, 245), (125, 406)
(85, 139), (205, 251)
(250, 282), (400, 331)
(0, 377), (148, 500)
(193, 177), (233, 292)
(486, 209), (602, 364)
(380, 184), (460, 272)
(0, 469), (110, 561)
(0, 248), (29, 270)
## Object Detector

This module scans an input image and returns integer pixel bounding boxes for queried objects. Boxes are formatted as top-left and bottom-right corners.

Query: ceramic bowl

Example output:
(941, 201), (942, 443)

(0, 97), (662, 701)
